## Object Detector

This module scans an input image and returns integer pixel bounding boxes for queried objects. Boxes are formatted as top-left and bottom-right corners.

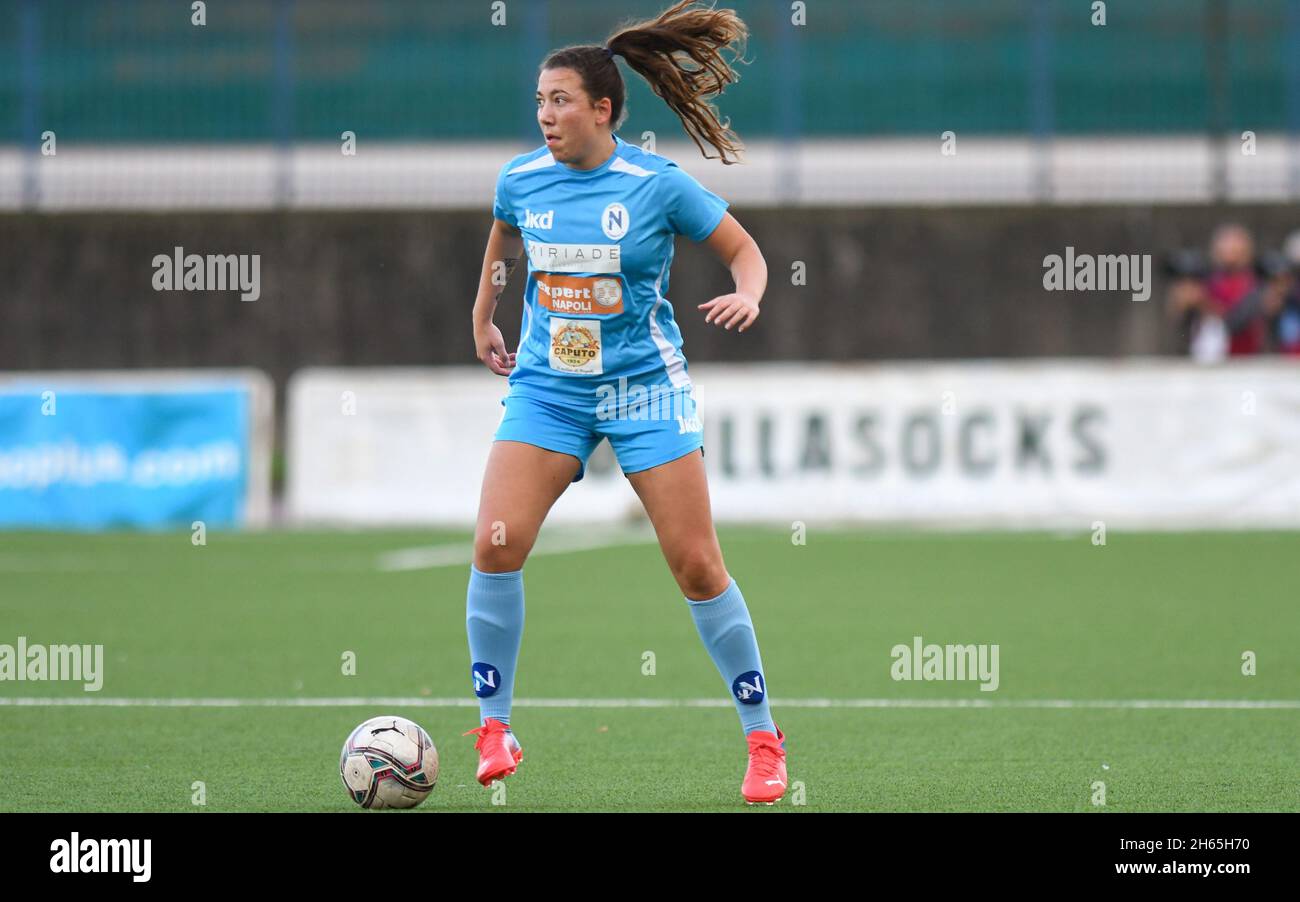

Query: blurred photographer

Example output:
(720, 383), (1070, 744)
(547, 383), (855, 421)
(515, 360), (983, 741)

(1271, 230), (1300, 356)
(1165, 224), (1270, 362)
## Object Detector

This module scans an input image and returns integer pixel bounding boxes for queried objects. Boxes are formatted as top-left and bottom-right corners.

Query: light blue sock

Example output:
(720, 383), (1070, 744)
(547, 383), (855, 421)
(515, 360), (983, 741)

(686, 578), (777, 737)
(466, 565), (525, 728)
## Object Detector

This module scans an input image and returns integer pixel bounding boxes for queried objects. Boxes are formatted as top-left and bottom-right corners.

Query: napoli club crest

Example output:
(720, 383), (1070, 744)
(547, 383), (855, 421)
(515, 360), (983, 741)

(472, 662), (500, 697)
(601, 202), (629, 240)
(732, 670), (765, 705)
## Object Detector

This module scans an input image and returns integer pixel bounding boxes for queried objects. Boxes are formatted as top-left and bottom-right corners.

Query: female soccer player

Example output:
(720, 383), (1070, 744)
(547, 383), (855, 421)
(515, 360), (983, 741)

(464, 0), (784, 805)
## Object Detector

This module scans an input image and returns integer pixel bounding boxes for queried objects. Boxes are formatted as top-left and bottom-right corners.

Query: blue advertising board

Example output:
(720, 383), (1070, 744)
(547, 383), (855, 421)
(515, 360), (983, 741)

(0, 385), (252, 529)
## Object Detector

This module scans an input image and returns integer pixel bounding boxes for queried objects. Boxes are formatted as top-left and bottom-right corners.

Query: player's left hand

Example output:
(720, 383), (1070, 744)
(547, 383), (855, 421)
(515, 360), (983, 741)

(698, 292), (760, 332)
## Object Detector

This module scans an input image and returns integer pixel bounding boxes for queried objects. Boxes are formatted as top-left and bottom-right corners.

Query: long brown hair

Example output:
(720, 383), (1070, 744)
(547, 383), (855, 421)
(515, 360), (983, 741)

(540, 0), (750, 164)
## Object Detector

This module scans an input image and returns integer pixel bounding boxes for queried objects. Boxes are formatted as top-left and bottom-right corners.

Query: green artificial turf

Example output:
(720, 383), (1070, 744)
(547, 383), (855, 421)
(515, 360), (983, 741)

(1, 528), (1296, 812)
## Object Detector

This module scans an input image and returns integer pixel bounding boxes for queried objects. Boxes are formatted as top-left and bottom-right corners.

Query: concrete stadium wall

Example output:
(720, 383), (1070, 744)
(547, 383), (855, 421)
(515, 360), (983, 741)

(3, 205), (1298, 393)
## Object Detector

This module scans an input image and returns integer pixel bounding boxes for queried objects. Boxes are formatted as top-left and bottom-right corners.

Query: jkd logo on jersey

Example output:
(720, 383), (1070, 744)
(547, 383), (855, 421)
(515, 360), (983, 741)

(602, 202), (630, 240)
(732, 670), (766, 705)
(524, 209), (554, 230)
(549, 318), (603, 374)
(534, 272), (624, 314)
(527, 241), (621, 274)
(472, 662), (500, 697)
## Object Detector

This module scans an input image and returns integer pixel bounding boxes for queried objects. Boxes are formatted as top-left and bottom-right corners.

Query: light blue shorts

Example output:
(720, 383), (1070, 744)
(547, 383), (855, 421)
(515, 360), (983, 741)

(493, 385), (704, 482)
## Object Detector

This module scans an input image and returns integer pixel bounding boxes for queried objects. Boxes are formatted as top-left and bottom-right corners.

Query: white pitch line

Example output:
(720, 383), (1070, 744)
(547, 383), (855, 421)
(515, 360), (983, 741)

(376, 525), (659, 572)
(1, 697), (1298, 710)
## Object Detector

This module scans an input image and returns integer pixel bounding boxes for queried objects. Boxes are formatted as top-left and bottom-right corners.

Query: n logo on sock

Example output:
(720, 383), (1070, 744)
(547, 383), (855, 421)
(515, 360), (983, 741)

(732, 670), (765, 704)
(472, 662), (500, 698)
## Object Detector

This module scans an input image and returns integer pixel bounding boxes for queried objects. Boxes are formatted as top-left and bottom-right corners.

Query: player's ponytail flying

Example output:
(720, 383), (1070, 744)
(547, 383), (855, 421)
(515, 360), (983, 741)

(541, 0), (750, 164)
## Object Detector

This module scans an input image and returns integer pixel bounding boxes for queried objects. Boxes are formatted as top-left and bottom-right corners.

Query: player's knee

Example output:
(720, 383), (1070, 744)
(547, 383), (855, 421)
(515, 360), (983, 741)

(473, 545), (527, 572)
(672, 549), (729, 600)
(473, 530), (530, 573)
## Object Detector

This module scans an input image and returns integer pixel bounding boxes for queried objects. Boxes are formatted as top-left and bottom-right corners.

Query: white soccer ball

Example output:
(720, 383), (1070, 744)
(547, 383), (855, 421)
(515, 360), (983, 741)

(340, 715), (440, 809)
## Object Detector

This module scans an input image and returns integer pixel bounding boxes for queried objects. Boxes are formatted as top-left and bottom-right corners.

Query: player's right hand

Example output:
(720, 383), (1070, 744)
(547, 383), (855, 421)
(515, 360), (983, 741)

(475, 322), (516, 376)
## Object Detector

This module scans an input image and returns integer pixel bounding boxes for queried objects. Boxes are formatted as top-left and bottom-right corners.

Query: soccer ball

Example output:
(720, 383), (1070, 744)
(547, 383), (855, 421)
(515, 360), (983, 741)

(340, 715), (440, 809)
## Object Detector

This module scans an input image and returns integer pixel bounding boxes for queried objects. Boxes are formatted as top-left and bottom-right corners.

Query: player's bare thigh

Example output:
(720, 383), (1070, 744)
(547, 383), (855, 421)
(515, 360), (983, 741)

(625, 449), (731, 600)
(474, 440), (581, 572)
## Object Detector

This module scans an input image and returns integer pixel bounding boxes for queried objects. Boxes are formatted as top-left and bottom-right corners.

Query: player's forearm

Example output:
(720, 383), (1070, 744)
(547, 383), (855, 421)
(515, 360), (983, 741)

(473, 224), (524, 329)
(729, 242), (767, 306)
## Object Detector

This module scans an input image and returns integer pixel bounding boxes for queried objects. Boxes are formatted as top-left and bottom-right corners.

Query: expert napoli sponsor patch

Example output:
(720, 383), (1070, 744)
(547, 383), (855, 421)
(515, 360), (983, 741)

(534, 272), (624, 315)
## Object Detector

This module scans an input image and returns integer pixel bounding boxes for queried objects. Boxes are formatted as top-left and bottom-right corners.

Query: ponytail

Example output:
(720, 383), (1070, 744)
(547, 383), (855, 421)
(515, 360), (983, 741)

(542, 0), (750, 164)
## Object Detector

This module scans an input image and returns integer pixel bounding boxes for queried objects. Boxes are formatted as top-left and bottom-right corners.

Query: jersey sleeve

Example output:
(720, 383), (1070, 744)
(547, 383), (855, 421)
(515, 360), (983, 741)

(661, 164), (729, 242)
(492, 161), (518, 228)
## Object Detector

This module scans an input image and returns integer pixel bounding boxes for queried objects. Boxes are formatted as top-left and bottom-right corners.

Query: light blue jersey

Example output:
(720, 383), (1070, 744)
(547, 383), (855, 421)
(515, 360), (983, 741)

(493, 134), (728, 410)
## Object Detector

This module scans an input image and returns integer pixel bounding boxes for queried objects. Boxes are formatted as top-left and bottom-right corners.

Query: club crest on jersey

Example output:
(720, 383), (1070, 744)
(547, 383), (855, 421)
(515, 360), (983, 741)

(472, 662), (500, 697)
(601, 203), (629, 240)
(524, 209), (554, 230)
(732, 670), (765, 705)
